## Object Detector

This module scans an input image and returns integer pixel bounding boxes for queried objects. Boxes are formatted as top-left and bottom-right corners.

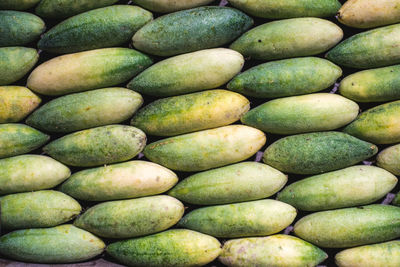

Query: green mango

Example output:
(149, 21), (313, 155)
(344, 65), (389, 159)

(168, 162), (287, 205)
(227, 57), (342, 98)
(263, 131), (378, 175)
(241, 93), (359, 135)
(228, 0), (341, 19)
(339, 65), (400, 102)
(219, 234), (328, 267)
(38, 5), (153, 54)
(60, 160), (177, 201)
(0, 0), (40, 10)
(36, 0), (119, 19)
(278, 165), (397, 211)
(43, 125), (146, 167)
(394, 192), (400, 206)
(107, 229), (221, 267)
(132, 6), (253, 56)
(178, 199), (296, 238)
(335, 241), (400, 267)
(0, 123), (49, 159)
(128, 48), (244, 97)
(230, 18), (343, 61)
(1, 190), (81, 230)
(131, 90), (249, 136)
(0, 11), (45, 47)
(74, 195), (183, 238)
(144, 125), (266, 172)
(326, 24), (400, 69)
(26, 88), (143, 133)
(0, 155), (70, 195)
(294, 204), (400, 248)
(0, 47), (38, 86)
(0, 225), (105, 263)
(344, 100), (400, 144)
(132, 0), (213, 13)
(27, 48), (152, 96)
(0, 86), (41, 123)
(337, 0), (400, 29)
(377, 144), (400, 175)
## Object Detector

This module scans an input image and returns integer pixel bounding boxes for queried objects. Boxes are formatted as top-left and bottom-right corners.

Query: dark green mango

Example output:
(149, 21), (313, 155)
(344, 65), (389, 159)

(0, 0), (40, 10)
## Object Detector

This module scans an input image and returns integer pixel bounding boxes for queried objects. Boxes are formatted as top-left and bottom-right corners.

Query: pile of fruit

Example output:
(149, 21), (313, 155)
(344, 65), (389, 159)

(1, 0), (400, 266)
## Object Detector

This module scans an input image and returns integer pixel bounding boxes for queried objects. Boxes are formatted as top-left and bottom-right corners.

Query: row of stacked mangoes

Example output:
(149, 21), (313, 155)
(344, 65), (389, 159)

(1, 0), (400, 266)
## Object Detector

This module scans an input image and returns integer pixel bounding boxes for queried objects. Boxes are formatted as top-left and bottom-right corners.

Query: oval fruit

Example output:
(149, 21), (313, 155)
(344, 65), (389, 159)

(377, 144), (400, 175)
(132, 0), (213, 13)
(0, 0), (40, 10)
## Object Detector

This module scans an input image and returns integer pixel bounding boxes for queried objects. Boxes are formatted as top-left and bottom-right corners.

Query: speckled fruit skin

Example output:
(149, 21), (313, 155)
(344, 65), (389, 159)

(228, 0), (341, 19)
(335, 241), (400, 267)
(128, 48), (244, 97)
(230, 17), (343, 61)
(60, 160), (177, 201)
(38, 5), (153, 54)
(326, 24), (400, 69)
(0, 225), (105, 263)
(26, 88), (143, 133)
(0, 47), (38, 86)
(294, 204), (400, 248)
(27, 48), (153, 96)
(377, 144), (400, 175)
(35, 0), (118, 19)
(168, 162), (287, 205)
(263, 131), (378, 175)
(178, 199), (296, 238)
(106, 229), (221, 267)
(1, 190), (81, 230)
(241, 93), (359, 135)
(43, 125), (146, 167)
(0, 123), (49, 159)
(132, 6), (253, 56)
(344, 100), (400, 144)
(74, 195), (183, 238)
(132, 0), (214, 13)
(0, 0), (40, 10)
(227, 57), (342, 98)
(0, 11), (45, 47)
(278, 165), (397, 211)
(144, 125), (266, 172)
(219, 234), (328, 267)
(0, 86), (41, 123)
(131, 90), (249, 136)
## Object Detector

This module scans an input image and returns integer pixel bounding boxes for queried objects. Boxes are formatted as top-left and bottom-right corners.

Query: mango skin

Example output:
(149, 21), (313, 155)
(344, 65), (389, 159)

(0, 225), (105, 263)
(294, 204), (400, 248)
(128, 48), (244, 97)
(60, 160), (177, 201)
(38, 5), (153, 54)
(338, 0), (400, 29)
(36, 0), (118, 19)
(107, 229), (221, 267)
(377, 144), (400, 175)
(178, 199), (296, 238)
(0, 0), (40, 10)
(0, 155), (70, 195)
(74, 195), (183, 238)
(241, 93), (359, 135)
(263, 131), (378, 175)
(168, 162), (287, 205)
(227, 57), (342, 98)
(326, 24), (400, 69)
(133, 6), (253, 56)
(339, 65), (400, 102)
(0, 86), (41, 123)
(335, 241), (400, 267)
(131, 90), (250, 136)
(394, 192), (400, 206)
(144, 125), (266, 172)
(278, 165), (397, 211)
(219, 234), (328, 267)
(0, 11), (45, 47)
(230, 18), (343, 61)
(0, 47), (38, 86)
(27, 48), (153, 96)
(344, 100), (400, 144)
(26, 88), (143, 133)
(44, 125), (146, 167)
(1, 190), (81, 230)
(0, 124), (49, 159)
(132, 0), (213, 13)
